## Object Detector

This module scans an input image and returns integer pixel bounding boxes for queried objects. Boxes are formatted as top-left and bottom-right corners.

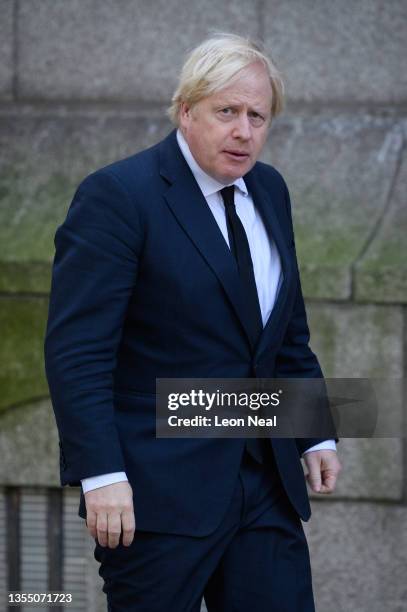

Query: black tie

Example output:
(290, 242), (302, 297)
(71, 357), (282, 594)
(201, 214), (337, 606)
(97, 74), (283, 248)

(220, 186), (263, 349)
(221, 185), (267, 464)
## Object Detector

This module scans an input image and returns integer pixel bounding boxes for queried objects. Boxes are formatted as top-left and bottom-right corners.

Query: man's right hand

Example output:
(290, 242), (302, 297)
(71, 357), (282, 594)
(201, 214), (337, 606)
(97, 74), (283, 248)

(84, 481), (135, 548)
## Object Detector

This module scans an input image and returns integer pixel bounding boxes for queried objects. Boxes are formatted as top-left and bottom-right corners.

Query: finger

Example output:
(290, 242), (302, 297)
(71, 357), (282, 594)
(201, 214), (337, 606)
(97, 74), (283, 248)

(121, 509), (136, 547)
(306, 471), (322, 493)
(306, 458), (322, 493)
(319, 471), (338, 493)
(107, 513), (122, 549)
(86, 510), (97, 539)
(96, 512), (108, 547)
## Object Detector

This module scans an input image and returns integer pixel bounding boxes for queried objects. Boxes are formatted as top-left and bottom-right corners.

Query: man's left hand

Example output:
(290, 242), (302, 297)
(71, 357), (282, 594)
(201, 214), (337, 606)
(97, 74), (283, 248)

(303, 450), (342, 494)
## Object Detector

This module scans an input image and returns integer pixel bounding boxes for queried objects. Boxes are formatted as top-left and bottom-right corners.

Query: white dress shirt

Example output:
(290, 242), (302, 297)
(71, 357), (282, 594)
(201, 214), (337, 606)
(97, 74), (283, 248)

(81, 130), (335, 494)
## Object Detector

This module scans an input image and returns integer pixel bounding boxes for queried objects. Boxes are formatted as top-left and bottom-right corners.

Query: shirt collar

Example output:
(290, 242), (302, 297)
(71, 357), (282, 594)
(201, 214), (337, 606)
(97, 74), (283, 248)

(176, 129), (248, 198)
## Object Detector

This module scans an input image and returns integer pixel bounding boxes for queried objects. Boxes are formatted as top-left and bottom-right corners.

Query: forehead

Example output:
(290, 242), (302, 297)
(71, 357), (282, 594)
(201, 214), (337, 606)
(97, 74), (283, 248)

(206, 63), (273, 110)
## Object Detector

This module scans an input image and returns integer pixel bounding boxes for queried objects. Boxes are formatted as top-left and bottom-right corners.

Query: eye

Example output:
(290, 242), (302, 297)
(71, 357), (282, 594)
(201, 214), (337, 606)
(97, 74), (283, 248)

(217, 107), (235, 119)
(249, 111), (266, 126)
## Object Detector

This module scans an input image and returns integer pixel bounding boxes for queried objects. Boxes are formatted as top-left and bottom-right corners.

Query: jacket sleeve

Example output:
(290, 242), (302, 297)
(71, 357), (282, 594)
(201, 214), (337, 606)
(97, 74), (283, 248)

(44, 170), (142, 486)
(274, 179), (338, 455)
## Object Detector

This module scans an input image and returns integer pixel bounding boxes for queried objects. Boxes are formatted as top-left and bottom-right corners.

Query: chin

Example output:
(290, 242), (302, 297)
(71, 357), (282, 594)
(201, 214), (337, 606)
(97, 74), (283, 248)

(224, 166), (249, 181)
(218, 173), (240, 184)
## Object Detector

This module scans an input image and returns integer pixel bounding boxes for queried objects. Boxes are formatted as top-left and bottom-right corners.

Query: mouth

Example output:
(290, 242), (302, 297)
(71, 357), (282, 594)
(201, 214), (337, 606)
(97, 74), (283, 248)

(223, 150), (250, 161)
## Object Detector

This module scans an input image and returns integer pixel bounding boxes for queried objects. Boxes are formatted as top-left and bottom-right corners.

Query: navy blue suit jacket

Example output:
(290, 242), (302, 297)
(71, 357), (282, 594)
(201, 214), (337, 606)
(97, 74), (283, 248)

(44, 129), (332, 535)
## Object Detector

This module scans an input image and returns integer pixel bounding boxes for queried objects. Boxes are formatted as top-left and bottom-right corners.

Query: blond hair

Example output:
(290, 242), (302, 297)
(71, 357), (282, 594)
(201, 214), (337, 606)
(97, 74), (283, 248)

(168, 32), (285, 126)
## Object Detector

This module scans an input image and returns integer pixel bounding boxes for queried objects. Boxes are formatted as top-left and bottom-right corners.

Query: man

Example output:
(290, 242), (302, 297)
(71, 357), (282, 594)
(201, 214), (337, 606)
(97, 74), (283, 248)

(45, 33), (341, 611)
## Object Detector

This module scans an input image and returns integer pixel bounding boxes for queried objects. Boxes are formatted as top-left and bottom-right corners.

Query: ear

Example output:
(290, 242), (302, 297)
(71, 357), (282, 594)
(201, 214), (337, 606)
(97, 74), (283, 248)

(179, 101), (193, 131)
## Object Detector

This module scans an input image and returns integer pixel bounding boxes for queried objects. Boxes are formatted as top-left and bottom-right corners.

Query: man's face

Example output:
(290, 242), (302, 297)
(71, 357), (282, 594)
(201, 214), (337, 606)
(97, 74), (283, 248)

(179, 61), (273, 183)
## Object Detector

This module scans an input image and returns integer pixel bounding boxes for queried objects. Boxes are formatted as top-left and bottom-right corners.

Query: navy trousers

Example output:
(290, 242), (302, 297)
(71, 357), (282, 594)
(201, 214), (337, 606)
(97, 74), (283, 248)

(94, 445), (315, 611)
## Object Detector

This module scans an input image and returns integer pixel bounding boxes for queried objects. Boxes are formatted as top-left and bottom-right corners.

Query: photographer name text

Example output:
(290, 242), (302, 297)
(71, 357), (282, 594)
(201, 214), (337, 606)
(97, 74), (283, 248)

(167, 414), (277, 428)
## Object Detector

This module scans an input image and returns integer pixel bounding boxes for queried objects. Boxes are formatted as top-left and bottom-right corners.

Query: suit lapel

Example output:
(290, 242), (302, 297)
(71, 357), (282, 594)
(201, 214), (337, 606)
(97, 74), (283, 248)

(159, 131), (256, 350)
(243, 169), (294, 359)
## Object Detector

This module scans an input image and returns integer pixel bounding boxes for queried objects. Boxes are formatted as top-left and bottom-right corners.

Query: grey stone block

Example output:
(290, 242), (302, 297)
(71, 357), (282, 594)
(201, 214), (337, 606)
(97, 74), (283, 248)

(0, 296), (49, 411)
(0, 0), (13, 99)
(0, 111), (171, 293)
(263, 115), (402, 299)
(305, 302), (404, 500)
(18, 0), (260, 101)
(0, 399), (60, 486)
(263, 0), (407, 104)
(307, 302), (403, 378)
(355, 127), (407, 303)
(304, 501), (407, 612)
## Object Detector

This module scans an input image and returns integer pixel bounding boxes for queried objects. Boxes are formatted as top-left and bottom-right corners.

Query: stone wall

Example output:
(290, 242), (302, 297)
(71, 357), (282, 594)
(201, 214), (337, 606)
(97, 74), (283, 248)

(0, 1), (406, 610)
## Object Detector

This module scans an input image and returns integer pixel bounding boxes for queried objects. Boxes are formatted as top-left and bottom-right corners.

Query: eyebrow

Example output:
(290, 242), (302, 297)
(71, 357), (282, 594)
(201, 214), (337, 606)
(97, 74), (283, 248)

(214, 101), (269, 115)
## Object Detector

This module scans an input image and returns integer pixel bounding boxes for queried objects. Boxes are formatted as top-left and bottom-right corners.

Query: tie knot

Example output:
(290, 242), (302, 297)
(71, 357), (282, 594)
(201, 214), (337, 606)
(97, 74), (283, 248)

(220, 185), (235, 208)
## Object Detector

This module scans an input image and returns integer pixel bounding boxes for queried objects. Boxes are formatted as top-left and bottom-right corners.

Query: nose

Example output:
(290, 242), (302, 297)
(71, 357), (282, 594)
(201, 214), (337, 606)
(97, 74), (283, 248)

(232, 114), (252, 141)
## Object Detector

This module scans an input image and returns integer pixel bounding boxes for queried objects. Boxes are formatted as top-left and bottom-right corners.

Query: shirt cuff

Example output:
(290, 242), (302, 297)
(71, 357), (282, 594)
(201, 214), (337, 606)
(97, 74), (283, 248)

(81, 471), (128, 494)
(302, 440), (337, 455)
